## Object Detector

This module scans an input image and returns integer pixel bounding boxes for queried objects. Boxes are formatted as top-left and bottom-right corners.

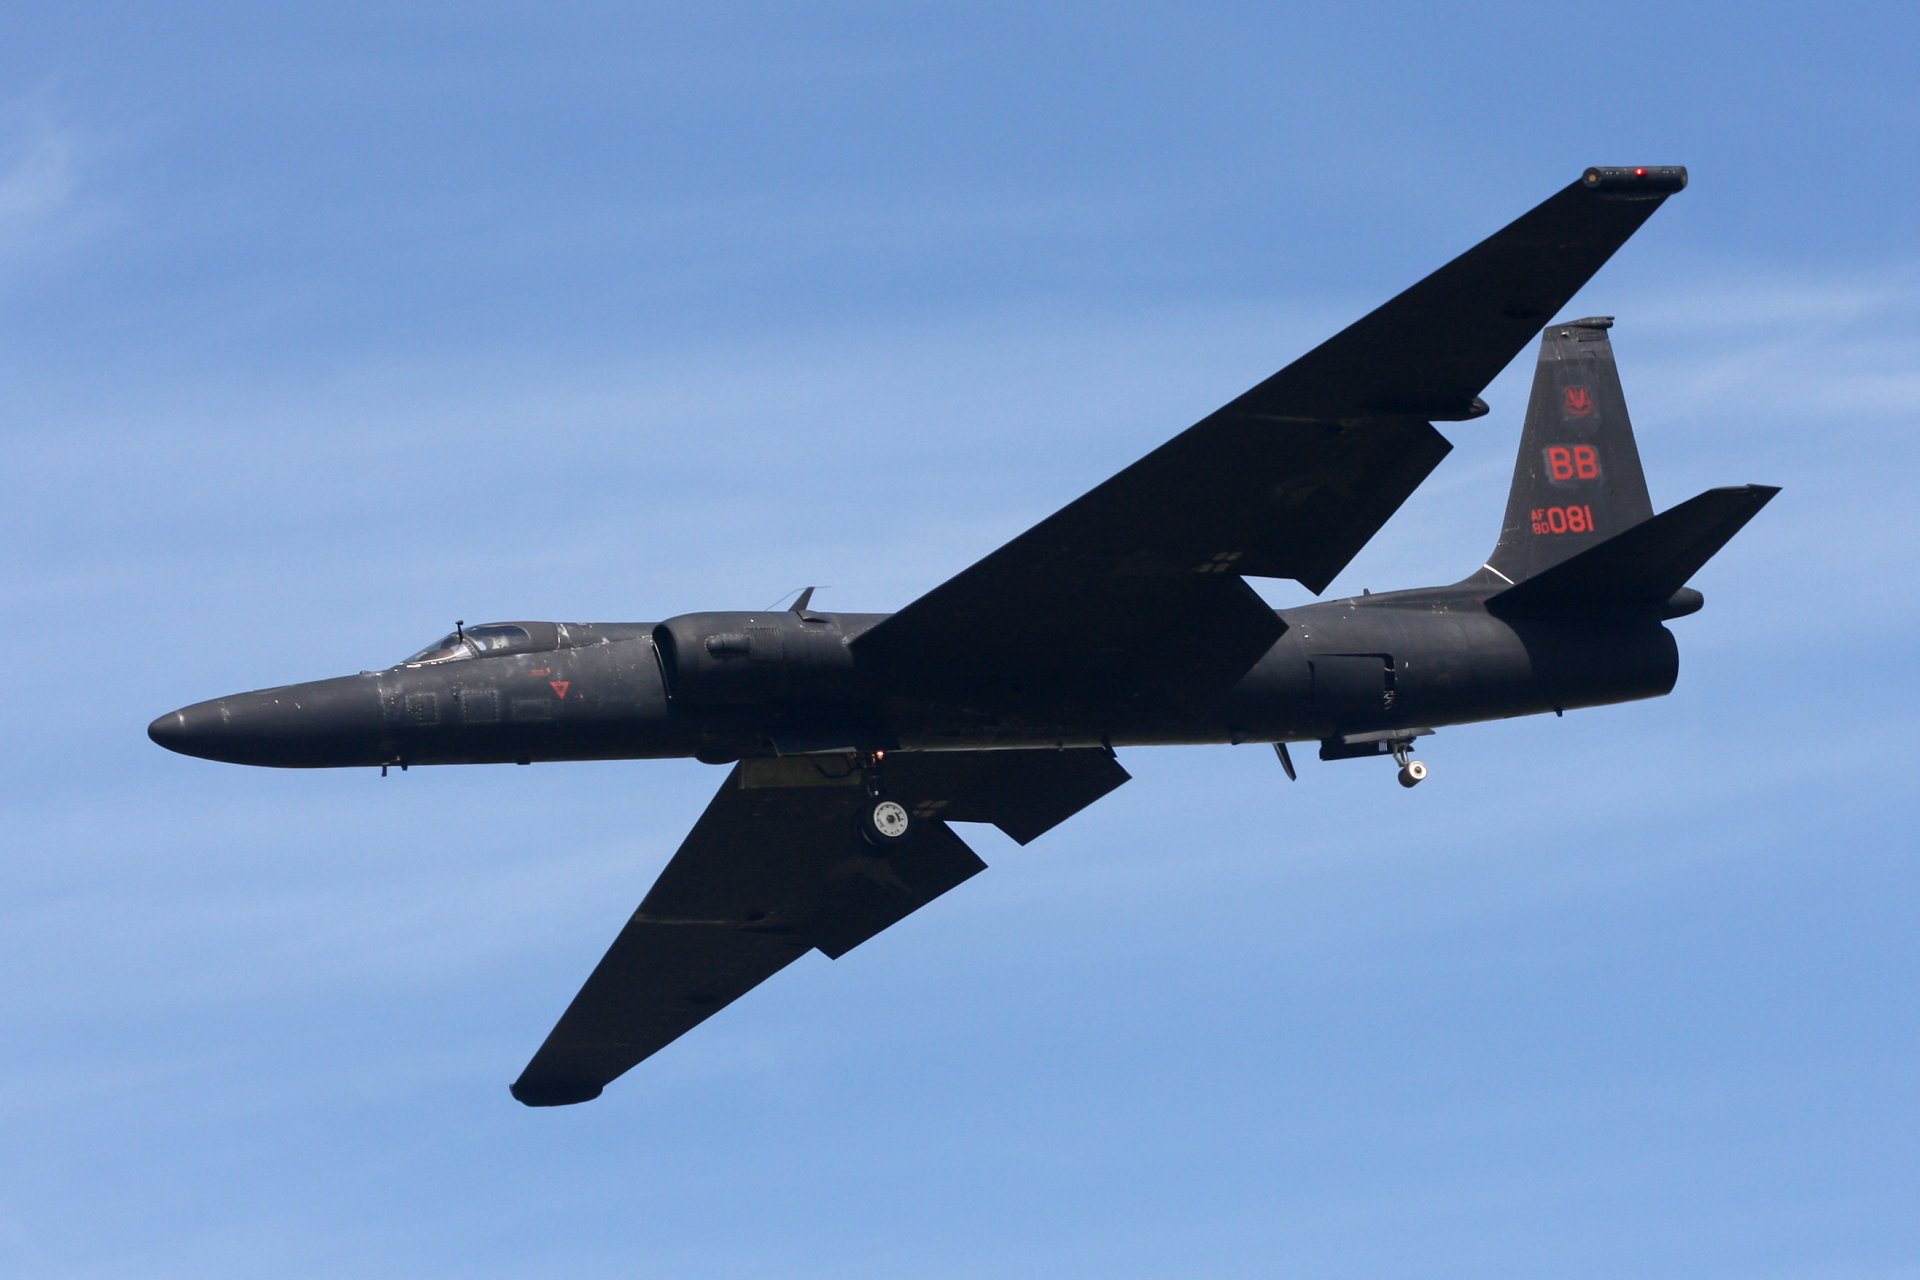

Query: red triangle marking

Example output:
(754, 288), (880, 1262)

(550, 680), (570, 699)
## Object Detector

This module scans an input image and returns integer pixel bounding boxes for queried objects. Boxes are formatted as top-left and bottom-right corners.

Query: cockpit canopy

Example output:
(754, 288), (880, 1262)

(401, 622), (557, 665)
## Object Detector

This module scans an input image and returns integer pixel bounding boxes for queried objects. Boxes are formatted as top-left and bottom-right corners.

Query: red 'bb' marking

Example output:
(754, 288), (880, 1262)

(550, 681), (571, 699)
(1563, 385), (1595, 417)
(1546, 444), (1601, 481)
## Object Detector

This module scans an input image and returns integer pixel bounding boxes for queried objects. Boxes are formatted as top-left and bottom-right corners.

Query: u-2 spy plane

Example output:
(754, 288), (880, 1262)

(151, 166), (1775, 1106)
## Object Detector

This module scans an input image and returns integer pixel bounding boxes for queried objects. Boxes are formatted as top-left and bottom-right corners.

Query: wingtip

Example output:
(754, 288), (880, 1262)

(1581, 165), (1688, 195)
(510, 1078), (603, 1107)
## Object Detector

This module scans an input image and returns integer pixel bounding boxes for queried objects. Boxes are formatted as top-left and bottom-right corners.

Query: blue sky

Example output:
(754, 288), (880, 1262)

(4, 4), (1916, 1276)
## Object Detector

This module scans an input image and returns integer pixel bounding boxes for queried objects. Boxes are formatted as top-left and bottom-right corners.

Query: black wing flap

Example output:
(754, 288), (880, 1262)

(853, 170), (1685, 705)
(881, 746), (1130, 844)
(736, 746), (1129, 846)
(855, 415), (1441, 704)
(803, 821), (986, 959)
(661, 760), (991, 962)
(512, 747), (1129, 1104)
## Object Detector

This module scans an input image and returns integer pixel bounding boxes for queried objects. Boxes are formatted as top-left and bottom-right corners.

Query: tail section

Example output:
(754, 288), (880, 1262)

(1488, 484), (1779, 616)
(1482, 317), (1653, 585)
(1475, 315), (1779, 614)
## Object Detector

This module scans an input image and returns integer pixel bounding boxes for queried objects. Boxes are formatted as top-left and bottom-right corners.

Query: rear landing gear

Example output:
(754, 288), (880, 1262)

(1318, 728), (1435, 788)
(1393, 741), (1428, 788)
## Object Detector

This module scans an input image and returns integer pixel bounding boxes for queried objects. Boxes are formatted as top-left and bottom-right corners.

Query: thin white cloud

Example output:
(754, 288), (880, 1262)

(1632, 268), (1919, 332)
(0, 101), (86, 267)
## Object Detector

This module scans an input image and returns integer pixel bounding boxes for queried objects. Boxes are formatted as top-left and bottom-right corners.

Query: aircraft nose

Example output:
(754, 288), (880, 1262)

(148, 693), (284, 763)
(147, 707), (199, 753)
(147, 677), (389, 767)
(149, 698), (257, 758)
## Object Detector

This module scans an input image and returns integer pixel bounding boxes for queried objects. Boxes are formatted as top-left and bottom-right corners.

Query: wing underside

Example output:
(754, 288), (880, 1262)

(511, 747), (1128, 1105)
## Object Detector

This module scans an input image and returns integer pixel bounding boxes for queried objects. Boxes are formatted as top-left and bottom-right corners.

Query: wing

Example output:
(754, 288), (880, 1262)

(510, 747), (1128, 1105)
(851, 167), (1688, 712)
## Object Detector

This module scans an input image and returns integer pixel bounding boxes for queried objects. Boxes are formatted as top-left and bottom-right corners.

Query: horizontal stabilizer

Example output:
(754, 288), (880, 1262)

(1489, 484), (1778, 614)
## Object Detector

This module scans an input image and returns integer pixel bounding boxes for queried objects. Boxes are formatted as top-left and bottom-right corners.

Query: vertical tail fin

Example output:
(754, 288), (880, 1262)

(1483, 317), (1654, 585)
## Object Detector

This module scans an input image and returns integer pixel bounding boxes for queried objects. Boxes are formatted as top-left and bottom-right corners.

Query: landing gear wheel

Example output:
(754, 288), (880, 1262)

(858, 796), (915, 848)
(1397, 759), (1429, 788)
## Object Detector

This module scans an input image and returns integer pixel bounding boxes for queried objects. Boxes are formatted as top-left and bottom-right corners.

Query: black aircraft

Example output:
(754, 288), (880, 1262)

(150, 166), (1775, 1106)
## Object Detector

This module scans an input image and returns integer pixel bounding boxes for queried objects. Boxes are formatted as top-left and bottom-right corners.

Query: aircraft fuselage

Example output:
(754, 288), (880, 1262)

(148, 589), (1683, 773)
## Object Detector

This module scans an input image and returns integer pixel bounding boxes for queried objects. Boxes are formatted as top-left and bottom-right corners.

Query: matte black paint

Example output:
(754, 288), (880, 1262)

(149, 167), (1777, 1106)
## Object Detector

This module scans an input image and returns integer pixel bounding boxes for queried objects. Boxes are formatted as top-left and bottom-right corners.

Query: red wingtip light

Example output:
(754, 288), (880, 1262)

(1581, 165), (1687, 194)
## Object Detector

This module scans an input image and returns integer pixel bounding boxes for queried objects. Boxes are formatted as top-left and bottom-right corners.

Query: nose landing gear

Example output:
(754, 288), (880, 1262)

(858, 795), (915, 847)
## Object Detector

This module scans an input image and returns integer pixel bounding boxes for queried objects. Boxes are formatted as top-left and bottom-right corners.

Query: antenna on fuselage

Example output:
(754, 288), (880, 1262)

(766, 587), (822, 615)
